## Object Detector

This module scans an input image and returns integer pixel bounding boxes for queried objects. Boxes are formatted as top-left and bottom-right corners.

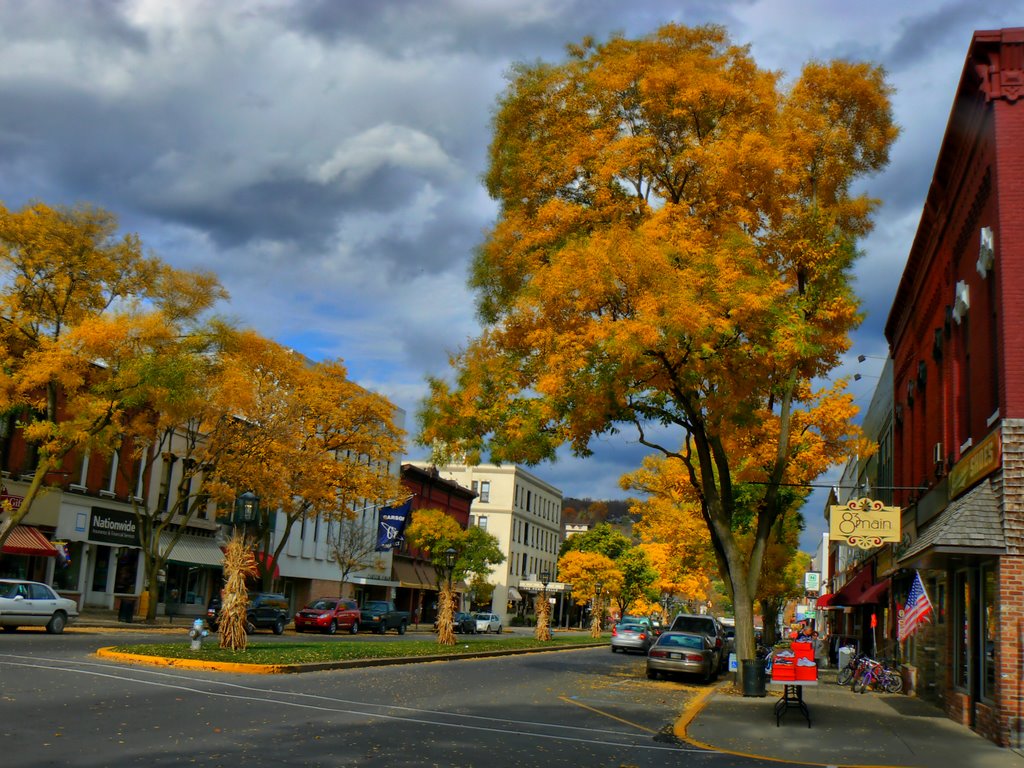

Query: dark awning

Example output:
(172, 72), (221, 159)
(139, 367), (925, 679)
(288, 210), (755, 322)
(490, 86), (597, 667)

(830, 567), (874, 606)
(847, 577), (891, 606)
(1, 525), (57, 557)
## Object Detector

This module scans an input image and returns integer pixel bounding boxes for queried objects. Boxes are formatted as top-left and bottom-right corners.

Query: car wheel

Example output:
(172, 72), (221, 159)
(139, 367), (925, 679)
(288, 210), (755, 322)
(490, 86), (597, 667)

(349, 621), (359, 635)
(326, 620), (337, 635)
(295, 626), (304, 633)
(611, 646), (617, 653)
(495, 625), (502, 634)
(46, 612), (67, 635)
(273, 618), (285, 635)
(376, 623), (386, 635)
(2, 625), (18, 633)
(244, 620), (255, 634)
(647, 669), (659, 680)
(397, 622), (407, 635)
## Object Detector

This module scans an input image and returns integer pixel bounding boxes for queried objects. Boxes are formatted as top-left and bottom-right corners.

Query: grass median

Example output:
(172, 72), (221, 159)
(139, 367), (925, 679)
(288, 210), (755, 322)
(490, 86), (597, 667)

(108, 634), (608, 666)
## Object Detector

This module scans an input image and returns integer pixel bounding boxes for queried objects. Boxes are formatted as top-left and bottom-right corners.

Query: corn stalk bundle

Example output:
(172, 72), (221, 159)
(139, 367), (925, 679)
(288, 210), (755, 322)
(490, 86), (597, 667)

(534, 594), (551, 641)
(219, 532), (257, 651)
(436, 583), (456, 646)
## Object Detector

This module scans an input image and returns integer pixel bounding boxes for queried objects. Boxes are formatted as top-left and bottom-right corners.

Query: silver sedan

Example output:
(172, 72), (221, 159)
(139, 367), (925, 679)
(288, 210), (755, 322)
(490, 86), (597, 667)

(646, 631), (716, 682)
(610, 622), (654, 654)
(0, 579), (79, 634)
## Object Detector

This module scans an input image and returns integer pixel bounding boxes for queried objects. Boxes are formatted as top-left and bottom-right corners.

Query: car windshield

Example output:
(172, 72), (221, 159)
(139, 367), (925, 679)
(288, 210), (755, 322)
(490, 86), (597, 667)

(617, 623), (643, 632)
(660, 634), (706, 650)
(309, 600), (336, 610)
(673, 617), (714, 634)
(474, 614), (490, 620)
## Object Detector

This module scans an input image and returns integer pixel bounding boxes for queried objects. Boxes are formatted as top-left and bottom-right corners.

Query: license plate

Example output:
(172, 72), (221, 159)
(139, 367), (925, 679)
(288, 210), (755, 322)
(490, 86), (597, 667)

(670, 652), (681, 659)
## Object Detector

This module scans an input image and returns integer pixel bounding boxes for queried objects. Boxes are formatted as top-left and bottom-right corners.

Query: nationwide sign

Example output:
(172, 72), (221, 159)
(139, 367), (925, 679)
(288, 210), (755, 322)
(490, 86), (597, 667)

(829, 497), (900, 549)
(89, 508), (140, 547)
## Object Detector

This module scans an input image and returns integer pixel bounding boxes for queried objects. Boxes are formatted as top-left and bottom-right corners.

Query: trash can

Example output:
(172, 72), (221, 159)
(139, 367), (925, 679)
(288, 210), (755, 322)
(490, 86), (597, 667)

(838, 645), (855, 672)
(118, 598), (136, 623)
(741, 658), (766, 697)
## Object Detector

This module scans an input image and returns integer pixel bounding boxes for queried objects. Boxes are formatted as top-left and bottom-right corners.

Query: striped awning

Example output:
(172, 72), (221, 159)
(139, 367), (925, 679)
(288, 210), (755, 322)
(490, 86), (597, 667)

(160, 531), (225, 567)
(1, 525), (57, 557)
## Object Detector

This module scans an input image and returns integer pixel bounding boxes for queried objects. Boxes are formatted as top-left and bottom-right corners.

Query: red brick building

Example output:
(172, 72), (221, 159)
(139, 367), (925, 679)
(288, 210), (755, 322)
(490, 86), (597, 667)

(886, 28), (1024, 746)
(390, 463), (475, 623)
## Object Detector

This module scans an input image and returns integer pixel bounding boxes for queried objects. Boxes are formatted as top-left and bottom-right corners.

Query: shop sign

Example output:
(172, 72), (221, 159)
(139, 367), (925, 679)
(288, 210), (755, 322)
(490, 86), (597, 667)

(949, 429), (1001, 499)
(0, 484), (24, 511)
(804, 571), (820, 592)
(89, 507), (140, 547)
(829, 497), (900, 548)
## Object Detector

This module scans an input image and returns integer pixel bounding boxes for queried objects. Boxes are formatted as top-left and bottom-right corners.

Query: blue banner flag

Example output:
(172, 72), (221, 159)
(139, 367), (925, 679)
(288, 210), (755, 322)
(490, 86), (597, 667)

(375, 498), (413, 551)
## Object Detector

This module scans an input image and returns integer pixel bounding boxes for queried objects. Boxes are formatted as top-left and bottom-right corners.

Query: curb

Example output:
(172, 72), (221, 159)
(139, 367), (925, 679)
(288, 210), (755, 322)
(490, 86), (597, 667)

(95, 641), (606, 674)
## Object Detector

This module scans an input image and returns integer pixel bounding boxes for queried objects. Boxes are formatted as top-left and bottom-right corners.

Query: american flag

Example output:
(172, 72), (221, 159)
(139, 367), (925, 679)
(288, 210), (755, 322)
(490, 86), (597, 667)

(898, 571), (933, 642)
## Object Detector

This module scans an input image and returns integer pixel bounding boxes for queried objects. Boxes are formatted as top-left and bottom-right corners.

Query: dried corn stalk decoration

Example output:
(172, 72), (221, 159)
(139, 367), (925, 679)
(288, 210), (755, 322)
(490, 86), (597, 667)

(534, 594), (551, 641)
(590, 597), (603, 639)
(436, 583), (456, 646)
(219, 531), (258, 651)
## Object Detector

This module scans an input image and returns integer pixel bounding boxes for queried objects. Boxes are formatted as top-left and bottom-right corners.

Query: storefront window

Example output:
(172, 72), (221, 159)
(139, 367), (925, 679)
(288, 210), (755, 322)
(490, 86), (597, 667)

(954, 570), (970, 690)
(982, 565), (997, 702)
(52, 541), (83, 591)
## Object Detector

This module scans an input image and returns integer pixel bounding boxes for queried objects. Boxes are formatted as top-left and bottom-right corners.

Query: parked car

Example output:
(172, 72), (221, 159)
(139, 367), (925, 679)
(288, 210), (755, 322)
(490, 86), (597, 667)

(360, 600), (410, 634)
(294, 597), (361, 635)
(668, 613), (727, 672)
(207, 592), (290, 634)
(647, 631), (717, 682)
(473, 612), (502, 634)
(0, 579), (79, 634)
(434, 611), (477, 634)
(622, 615), (660, 637)
(610, 621), (654, 654)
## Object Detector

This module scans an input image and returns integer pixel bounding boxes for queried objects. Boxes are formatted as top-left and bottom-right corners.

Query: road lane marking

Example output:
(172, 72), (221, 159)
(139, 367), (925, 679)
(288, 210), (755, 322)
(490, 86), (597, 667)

(560, 695), (658, 734)
(0, 654), (707, 754)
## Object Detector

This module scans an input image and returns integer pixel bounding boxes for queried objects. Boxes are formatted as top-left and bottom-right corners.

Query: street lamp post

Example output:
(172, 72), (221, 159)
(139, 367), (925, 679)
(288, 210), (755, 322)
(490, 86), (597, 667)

(444, 546), (457, 610)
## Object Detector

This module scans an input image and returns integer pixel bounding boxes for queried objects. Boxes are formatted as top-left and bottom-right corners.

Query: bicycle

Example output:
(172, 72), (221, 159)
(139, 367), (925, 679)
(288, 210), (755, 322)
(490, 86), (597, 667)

(851, 657), (904, 693)
(836, 652), (868, 686)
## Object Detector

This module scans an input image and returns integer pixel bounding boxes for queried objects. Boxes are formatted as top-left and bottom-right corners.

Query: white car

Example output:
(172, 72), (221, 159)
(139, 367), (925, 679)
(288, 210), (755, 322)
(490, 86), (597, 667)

(474, 612), (502, 634)
(0, 579), (79, 634)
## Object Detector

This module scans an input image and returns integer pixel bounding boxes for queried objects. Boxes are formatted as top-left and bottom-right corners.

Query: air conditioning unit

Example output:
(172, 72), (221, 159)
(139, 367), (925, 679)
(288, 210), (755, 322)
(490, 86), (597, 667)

(933, 442), (944, 465)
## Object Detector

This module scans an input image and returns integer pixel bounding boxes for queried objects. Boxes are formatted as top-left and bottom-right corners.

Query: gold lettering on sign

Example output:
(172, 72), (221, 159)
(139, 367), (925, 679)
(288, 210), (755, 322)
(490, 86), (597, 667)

(949, 430), (1001, 499)
(829, 497), (901, 548)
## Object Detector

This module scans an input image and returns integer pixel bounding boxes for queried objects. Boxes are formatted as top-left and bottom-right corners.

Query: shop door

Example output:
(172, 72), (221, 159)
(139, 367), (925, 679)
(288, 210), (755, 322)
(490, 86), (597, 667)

(86, 545), (113, 607)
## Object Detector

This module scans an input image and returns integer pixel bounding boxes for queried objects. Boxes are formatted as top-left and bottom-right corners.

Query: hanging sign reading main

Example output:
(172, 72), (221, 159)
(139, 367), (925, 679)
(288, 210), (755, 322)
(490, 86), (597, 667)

(829, 497), (900, 549)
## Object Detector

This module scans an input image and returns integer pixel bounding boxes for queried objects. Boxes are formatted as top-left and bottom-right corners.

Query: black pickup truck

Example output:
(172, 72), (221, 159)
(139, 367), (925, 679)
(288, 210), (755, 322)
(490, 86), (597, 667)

(360, 600), (410, 634)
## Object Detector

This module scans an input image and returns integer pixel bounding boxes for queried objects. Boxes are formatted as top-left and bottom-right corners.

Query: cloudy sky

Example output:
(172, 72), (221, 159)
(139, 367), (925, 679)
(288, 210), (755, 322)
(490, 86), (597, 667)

(1, 1), (1022, 551)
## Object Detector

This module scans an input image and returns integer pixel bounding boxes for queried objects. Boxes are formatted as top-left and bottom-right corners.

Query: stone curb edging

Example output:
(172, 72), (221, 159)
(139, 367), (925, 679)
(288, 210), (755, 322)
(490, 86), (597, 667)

(96, 641), (605, 675)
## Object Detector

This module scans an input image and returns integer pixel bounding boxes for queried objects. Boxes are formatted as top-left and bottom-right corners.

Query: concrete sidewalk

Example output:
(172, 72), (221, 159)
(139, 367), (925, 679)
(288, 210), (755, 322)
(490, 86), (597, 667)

(682, 669), (1024, 768)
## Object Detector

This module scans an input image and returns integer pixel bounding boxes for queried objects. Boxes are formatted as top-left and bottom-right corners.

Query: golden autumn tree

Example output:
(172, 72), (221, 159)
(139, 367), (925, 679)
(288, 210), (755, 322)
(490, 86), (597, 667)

(404, 507), (505, 645)
(212, 331), (406, 592)
(557, 550), (621, 637)
(419, 24), (897, 673)
(0, 201), (228, 553)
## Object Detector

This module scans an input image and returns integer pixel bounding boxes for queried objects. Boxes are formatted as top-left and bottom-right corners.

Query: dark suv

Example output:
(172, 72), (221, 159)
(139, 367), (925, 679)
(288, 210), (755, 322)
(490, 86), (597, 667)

(669, 613), (727, 673)
(206, 592), (290, 635)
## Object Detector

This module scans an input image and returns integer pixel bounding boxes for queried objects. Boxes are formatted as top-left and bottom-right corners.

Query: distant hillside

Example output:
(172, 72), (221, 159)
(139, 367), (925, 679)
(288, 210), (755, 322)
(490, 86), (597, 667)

(561, 497), (637, 525)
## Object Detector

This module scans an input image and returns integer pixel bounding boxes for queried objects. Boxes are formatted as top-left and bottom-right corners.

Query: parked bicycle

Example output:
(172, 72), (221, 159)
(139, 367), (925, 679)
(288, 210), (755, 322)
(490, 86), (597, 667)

(836, 652), (869, 686)
(850, 656), (904, 694)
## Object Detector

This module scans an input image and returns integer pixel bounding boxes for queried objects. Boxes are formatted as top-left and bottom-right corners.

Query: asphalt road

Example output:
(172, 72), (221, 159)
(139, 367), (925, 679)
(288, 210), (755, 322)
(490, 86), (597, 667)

(0, 627), (784, 768)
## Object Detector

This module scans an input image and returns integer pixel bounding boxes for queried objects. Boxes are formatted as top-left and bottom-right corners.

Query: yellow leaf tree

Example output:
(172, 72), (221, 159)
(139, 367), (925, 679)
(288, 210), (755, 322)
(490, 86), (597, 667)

(211, 331), (407, 591)
(404, 507), (505, 645)
(0, 201), (228, 552)
(419, 24), (897, 672)
(557, 550), (621, 637)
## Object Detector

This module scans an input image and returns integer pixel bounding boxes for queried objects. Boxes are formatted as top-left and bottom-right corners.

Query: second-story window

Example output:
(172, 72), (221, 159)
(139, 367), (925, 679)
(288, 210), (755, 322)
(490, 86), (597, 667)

(479, 481), (490, 503)
(478, 515), (488, 531)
